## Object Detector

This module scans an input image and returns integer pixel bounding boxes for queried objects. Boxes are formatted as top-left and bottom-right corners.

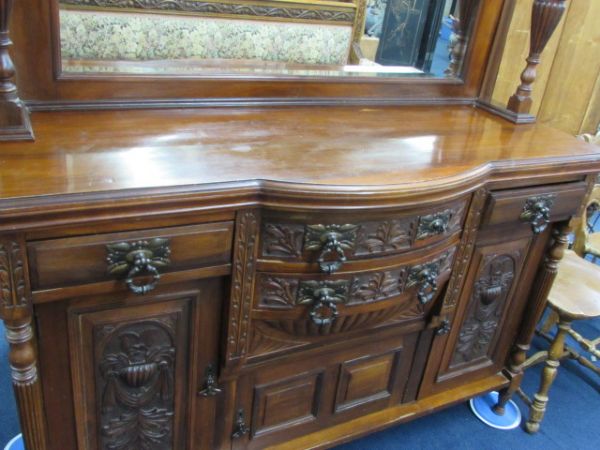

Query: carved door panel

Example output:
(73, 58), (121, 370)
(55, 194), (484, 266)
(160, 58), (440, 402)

(64, 279), (223, 450)
(419, 233), (545, 397)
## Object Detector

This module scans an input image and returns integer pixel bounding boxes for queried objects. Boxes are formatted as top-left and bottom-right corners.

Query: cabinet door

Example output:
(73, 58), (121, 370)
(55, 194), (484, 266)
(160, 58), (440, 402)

(232, 329), (420, 450)
(58, 279), (223, 450)
(419, 230), (549, 397)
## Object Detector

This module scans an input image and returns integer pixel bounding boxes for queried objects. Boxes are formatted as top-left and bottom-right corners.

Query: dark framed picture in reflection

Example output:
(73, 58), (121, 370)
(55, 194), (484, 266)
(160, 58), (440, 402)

(376, 0), (447, 69)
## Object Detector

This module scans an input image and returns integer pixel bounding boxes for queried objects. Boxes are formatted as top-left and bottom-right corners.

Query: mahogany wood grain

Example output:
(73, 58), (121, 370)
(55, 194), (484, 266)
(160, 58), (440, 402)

(31, 264), (232, 304)
(8, 1), (505, 105)
(234, 330), (419, 450)
(0, 106), (599, 223)
(36, 279), (225, 450)
(481, 181), (588, 229)
(269, 372), (510, 450)
(27, 222), (233, 290)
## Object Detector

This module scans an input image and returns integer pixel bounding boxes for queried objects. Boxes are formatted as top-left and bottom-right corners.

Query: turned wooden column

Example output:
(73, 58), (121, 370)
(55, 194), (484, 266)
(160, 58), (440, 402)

(0, 0), (33, 141)
(0, 235), (49, 449)
(494, 221), (570, 414)
(445, 0), (480, 78)
(507, 0), (567, 116)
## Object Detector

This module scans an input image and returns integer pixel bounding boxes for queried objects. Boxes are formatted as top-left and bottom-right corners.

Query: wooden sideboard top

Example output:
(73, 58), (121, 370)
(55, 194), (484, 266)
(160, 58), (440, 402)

(1, 105), (599, 227)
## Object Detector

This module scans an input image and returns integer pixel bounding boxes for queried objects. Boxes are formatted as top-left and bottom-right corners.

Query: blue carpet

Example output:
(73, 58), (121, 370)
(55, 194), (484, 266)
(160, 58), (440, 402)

(0, 322), (20, 449)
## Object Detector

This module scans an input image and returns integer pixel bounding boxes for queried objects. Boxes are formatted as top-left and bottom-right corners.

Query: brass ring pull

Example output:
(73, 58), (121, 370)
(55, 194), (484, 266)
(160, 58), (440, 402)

(297, 280), (349, 327)
(106, 238), (171, 295)
(125, 255), (161, 295)
(309, 288), (341, 326)
(317, 233), (347, 274)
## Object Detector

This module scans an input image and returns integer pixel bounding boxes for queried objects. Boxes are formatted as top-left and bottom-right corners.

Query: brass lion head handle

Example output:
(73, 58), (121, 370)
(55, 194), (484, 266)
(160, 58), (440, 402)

(408, 264), (440, 305)
(305, 224), (359, 274)
(297, 280), (349, 326)
(520, 195), (555, 234)
(107, 238), (171, 295)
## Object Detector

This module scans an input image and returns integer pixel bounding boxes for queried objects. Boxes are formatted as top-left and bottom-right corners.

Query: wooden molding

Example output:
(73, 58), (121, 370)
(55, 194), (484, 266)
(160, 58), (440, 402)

(507, 0), (567, 116)
(0, 0), (33, 141)
(225, 209), (260, 369)
(477, 100), (536, 124)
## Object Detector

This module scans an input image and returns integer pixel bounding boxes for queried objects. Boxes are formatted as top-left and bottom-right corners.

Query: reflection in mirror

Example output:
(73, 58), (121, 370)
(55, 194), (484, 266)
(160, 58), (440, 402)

(58, 0), (479, 78)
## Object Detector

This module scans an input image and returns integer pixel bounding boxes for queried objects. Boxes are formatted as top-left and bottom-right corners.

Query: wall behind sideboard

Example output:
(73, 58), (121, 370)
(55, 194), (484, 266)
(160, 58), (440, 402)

(492, 0), (600, 135)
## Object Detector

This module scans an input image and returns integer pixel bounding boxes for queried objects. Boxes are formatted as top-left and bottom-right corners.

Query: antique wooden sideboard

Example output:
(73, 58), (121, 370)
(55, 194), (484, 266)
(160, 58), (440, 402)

(1, 1), (598, 449)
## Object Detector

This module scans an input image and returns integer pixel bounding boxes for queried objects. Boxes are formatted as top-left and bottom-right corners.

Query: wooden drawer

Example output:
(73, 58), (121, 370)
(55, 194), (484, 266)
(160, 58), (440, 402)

(482, 181), (588, 231)
(27, 222), (234, 291)
(247, 244), (457, 362)
(258, 199), (467, 271)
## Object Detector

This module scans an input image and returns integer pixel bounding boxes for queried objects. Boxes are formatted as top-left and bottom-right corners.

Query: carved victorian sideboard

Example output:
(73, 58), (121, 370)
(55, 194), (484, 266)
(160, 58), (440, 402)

(0, 0), (597, 449)
(1, 105), (598, 450)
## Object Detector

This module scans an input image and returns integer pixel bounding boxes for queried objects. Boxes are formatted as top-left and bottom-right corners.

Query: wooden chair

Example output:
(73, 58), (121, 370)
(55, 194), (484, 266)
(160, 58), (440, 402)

(517, 183), (600, 433)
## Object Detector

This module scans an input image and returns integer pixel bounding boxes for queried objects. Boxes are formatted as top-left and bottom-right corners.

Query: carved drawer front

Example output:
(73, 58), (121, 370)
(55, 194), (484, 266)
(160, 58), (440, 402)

(27, 222), (233, 291)
(258, 199), (467, 270)
(234, 332), (418, 449)
(247, 245), (456, 361)
(481, 181), (587, 233)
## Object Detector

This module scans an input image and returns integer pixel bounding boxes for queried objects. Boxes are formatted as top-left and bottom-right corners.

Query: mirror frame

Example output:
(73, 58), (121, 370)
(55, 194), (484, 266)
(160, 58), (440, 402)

(11, 0), (507, 107)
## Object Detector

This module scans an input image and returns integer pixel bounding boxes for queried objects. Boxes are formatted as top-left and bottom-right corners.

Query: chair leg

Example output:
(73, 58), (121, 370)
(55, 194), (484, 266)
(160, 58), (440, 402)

(525, 315), (571, 433)
(539, 308), (559, 334)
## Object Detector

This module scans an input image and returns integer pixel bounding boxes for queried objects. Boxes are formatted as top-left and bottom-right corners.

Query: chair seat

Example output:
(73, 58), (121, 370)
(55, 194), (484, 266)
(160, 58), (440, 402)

(547, 249), (600, 320)
(586, 232), (600, 257)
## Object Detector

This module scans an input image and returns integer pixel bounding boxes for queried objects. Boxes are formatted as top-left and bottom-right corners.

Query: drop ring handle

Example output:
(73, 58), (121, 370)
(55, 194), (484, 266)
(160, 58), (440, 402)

(125, 251), (161, 295)
(309, 288), (340, 326)
(317, 232), (347, 274)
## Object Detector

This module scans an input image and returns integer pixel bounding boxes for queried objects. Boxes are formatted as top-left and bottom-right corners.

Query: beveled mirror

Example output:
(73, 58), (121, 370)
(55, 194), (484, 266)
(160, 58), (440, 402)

(57, 0), (480, 79)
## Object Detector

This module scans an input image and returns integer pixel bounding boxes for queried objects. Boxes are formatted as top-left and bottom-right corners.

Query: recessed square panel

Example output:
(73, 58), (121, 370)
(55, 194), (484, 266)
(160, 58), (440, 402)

(252, 371), (324, 436)
(335, 350), (402, 413)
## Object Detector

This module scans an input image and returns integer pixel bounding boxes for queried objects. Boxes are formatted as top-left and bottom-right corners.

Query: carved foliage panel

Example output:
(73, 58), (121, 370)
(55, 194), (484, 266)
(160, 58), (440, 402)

(257, 248), (455, 310)
(70, 299), (190, 450)
(259, 201), (467, 260)
(0, 237), (28, 317)
(248, 248), (456, 358)
(227, 210), (259, 363)
(449, 243), (528, 369)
